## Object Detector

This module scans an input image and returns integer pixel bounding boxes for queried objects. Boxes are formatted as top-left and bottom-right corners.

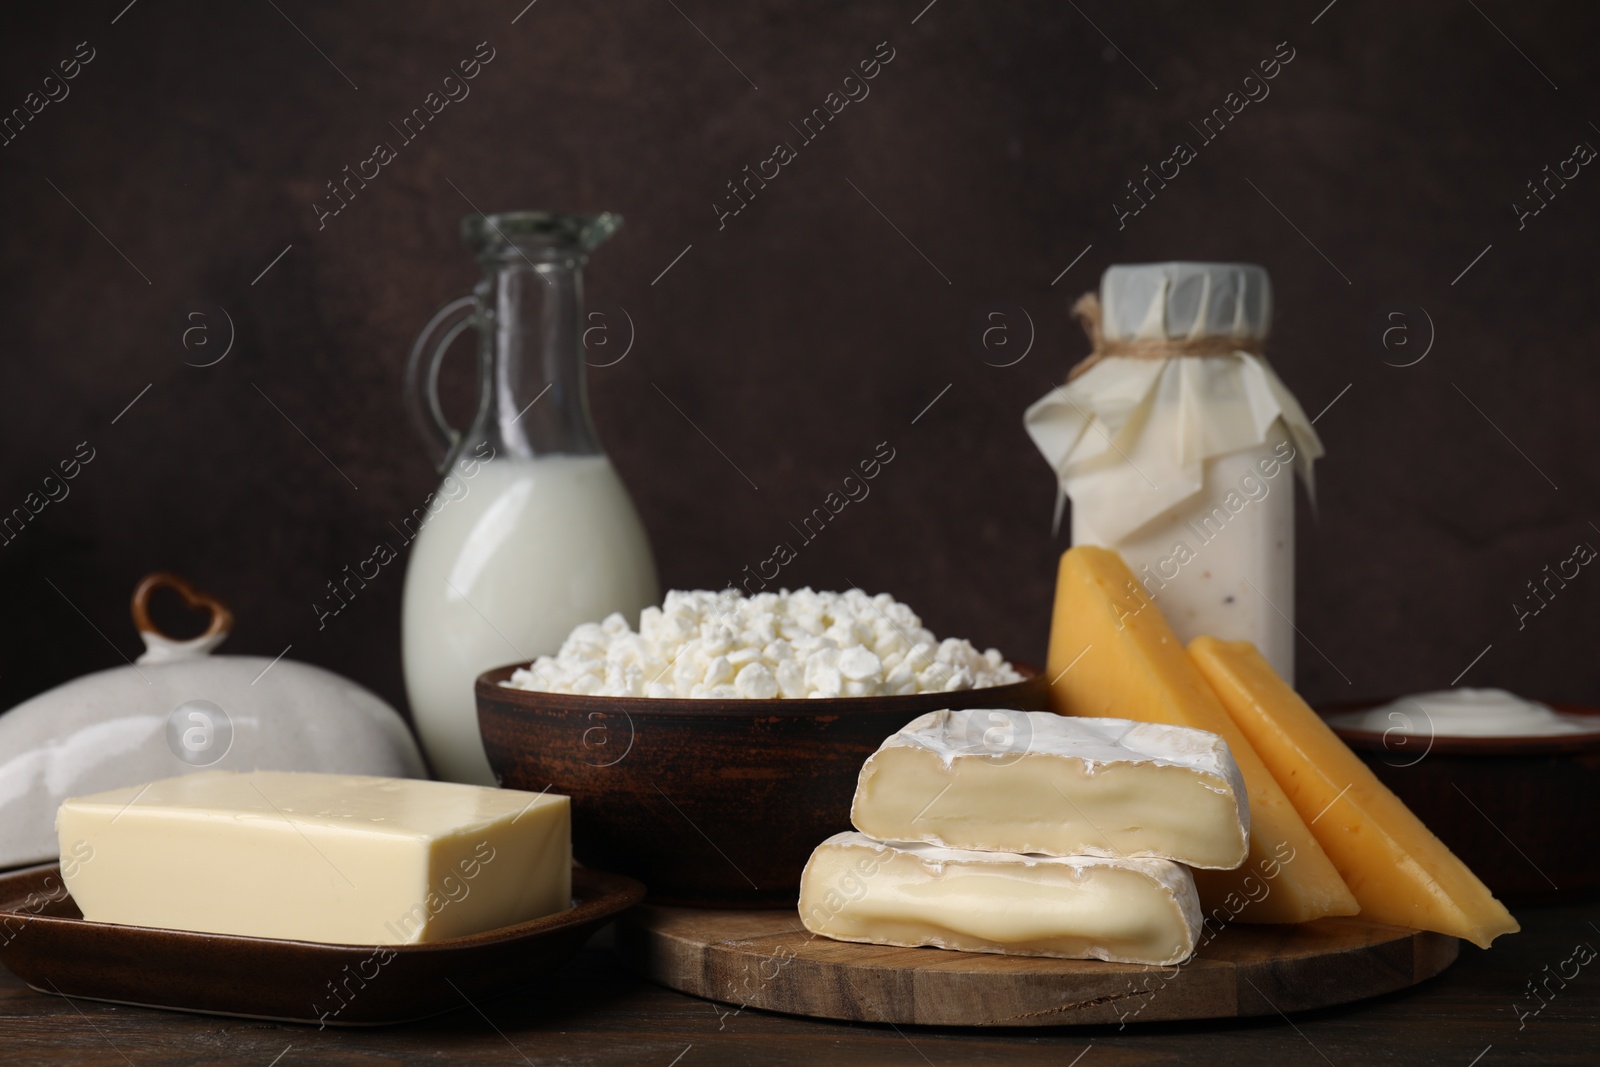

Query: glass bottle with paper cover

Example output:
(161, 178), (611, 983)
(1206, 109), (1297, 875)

(1024, 263), (1321, 682)
(402, 212), (660, 784)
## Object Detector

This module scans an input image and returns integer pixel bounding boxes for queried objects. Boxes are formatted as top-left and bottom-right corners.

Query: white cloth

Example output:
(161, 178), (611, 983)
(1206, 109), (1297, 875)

(1024, 264), (1321, 543)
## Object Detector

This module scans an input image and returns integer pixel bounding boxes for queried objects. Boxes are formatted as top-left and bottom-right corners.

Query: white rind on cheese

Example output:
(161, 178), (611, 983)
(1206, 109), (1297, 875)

(56, 771), (571, 945)
(849, 710), (1249, 869)
(799, 832), (1202, 966)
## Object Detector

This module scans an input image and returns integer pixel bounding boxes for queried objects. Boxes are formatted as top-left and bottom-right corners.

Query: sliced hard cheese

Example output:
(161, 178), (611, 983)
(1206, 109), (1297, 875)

(799, 832), (1201, 965)
(57, 771), (571, 944)
(850, 709), (1249, 869)
(1190, 637), (1520, 948)
(1045, 545), (1358, 923)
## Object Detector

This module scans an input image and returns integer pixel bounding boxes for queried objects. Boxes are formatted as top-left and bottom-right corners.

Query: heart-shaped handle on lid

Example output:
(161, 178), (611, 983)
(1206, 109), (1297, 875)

(131, 572), (235, 650)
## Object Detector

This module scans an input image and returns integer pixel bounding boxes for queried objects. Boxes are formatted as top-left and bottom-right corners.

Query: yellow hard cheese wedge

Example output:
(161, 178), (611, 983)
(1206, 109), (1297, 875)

(1046, 546), (1357, 924)
(1190, 636), (1520, 948)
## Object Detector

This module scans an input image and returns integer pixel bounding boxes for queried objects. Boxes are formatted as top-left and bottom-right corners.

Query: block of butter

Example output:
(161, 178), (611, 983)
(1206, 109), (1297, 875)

(800, 832), (1201, 965)
(56, 771), (570, 945)
(850, 709), (1249, 869)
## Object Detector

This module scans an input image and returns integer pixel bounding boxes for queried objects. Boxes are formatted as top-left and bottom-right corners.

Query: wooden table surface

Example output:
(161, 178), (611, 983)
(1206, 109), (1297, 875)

(2, 898), (1594, 1066)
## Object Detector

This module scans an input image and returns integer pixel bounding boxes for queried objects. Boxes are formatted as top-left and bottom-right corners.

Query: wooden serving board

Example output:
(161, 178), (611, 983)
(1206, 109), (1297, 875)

(615, 905), (1458, 1027)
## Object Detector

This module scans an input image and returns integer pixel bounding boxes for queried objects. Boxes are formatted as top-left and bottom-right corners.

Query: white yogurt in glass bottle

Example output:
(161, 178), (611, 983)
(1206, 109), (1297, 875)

(401, 212), (660, 784)
(1025, 263), (1322, 682)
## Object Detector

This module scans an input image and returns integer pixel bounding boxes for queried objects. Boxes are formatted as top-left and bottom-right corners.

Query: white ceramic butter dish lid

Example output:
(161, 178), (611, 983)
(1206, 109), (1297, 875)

(0, 572), (426, 870)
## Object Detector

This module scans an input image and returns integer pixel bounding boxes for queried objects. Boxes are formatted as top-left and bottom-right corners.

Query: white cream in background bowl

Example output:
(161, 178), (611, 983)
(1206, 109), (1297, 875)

(1325, 688), (1600, 739)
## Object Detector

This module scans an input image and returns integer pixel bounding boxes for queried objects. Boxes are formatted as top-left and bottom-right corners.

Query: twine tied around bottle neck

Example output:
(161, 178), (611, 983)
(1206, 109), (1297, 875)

(1067, 292), (1266, 381)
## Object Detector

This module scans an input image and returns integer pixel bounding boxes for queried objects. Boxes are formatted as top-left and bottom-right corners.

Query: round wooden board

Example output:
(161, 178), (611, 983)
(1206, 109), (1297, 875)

(615, 905), (1459, 1027)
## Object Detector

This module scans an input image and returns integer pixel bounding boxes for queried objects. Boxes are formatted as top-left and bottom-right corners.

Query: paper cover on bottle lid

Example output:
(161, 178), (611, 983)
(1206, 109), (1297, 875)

(1101, 262), (1271, 340)
(1023, 262), (1323, 542)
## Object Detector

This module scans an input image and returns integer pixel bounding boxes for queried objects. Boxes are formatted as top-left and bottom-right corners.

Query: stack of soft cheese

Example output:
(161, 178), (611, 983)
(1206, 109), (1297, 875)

(798, 709), (1252, 966)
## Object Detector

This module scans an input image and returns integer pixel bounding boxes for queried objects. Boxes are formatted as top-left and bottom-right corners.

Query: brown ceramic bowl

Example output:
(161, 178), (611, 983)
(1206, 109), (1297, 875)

(477, 664), (1051, 908)
(1322, 700), (1600, 904)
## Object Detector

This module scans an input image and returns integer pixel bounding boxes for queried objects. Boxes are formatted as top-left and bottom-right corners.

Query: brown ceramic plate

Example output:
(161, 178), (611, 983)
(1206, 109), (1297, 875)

(0, 863), (643, 1026)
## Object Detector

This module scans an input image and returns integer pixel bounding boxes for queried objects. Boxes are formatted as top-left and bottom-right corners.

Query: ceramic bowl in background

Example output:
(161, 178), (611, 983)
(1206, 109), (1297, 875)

(478, 665), (1051, 907)
(1324, 701), (1600, 903)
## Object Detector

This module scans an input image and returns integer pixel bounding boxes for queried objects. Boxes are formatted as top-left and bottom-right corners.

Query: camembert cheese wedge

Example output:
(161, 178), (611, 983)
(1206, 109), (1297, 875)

(850, 709), (1249, 869)
(1046, 545), (1358, 923)
(56, 770), (571, 944)
(799, 832), (1202, 966)
(1190, 637), (1520, 948)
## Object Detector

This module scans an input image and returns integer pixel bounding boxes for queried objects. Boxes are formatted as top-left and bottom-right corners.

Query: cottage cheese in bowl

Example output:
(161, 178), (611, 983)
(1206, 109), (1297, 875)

(502, 588), (1022, 699)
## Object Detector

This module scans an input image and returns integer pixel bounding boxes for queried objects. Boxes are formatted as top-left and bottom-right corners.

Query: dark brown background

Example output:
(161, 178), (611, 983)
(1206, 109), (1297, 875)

(1, 1), (1594, 720)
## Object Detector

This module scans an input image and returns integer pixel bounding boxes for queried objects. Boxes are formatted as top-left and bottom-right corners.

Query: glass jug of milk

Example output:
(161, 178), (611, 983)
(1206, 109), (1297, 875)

(401, 211), (660, 784)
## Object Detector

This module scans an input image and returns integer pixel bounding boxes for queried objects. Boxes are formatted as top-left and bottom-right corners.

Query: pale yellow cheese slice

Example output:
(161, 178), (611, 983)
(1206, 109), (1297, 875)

(1190, 636), (1520, 948)
(1045, 545), (1357, 924)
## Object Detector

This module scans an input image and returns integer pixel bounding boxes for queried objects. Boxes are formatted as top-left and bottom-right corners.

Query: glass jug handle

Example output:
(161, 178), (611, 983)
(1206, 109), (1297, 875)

(405, 295), (478, 473)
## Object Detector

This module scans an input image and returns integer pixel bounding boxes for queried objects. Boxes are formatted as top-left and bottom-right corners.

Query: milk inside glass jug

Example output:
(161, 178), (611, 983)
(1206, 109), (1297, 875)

(402, 211), (659, 784)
